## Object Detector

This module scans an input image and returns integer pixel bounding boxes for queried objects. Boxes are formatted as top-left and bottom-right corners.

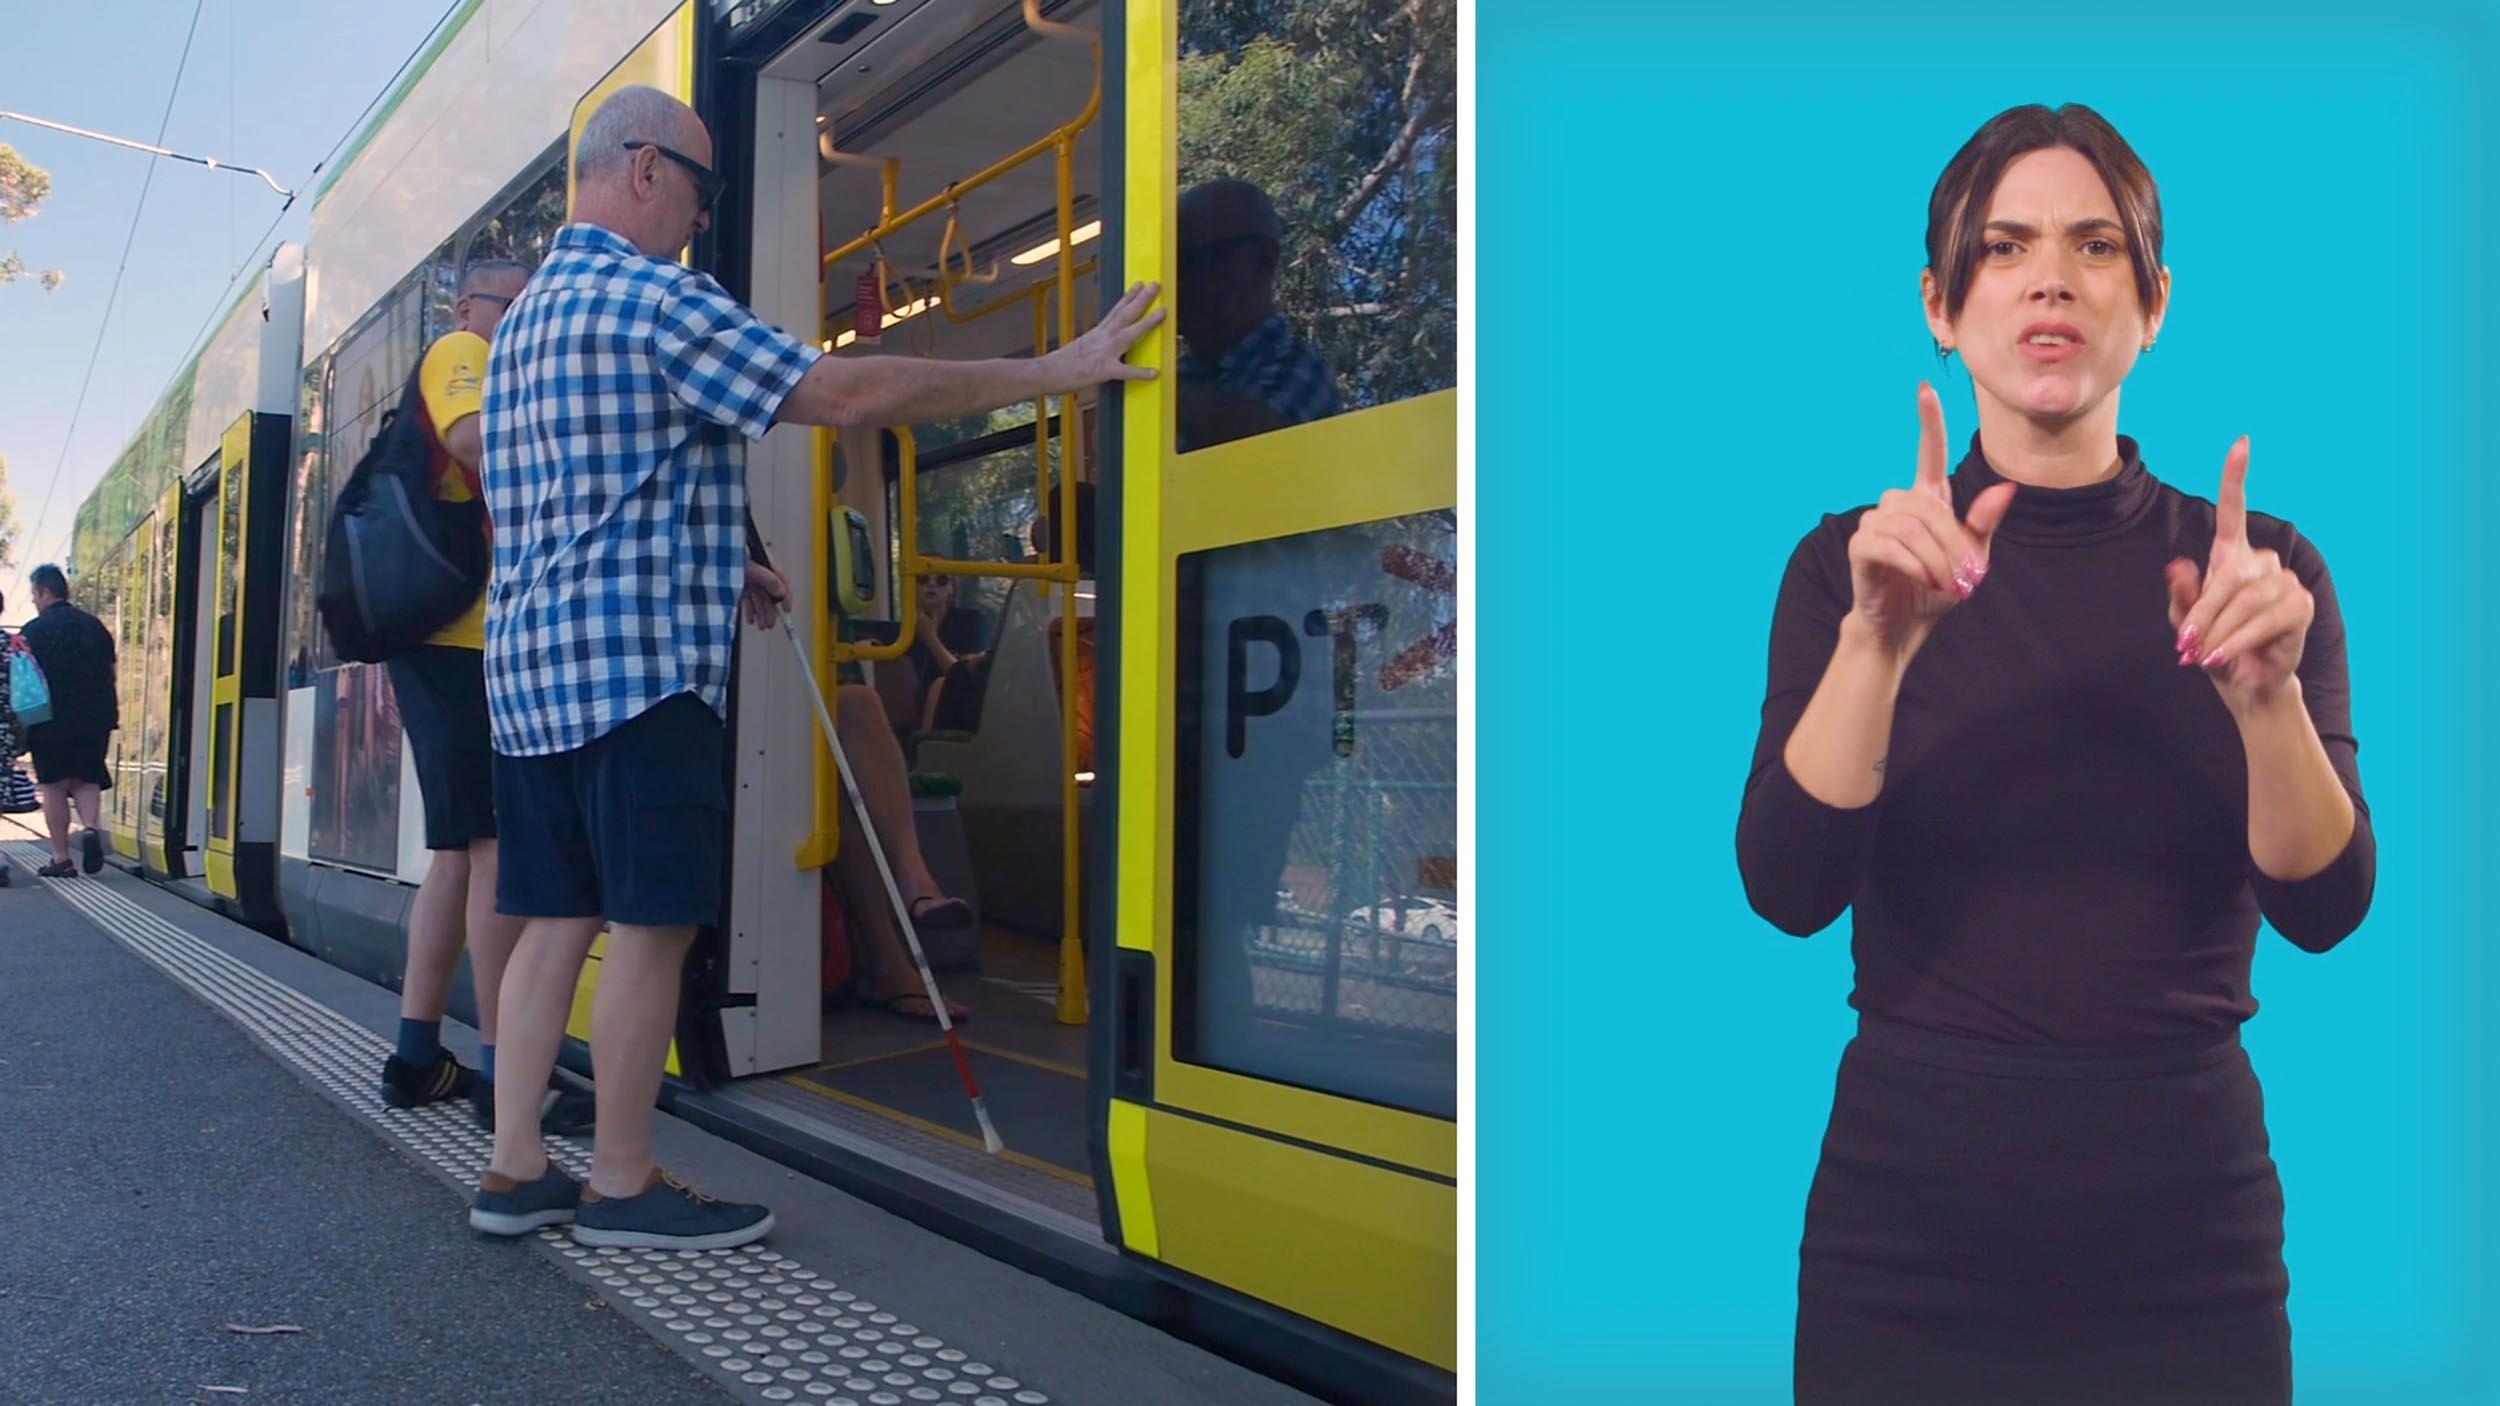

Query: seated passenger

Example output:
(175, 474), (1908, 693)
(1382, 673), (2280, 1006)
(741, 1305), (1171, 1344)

(871, 573), (990, 740)
(743, 565), (976, 1025)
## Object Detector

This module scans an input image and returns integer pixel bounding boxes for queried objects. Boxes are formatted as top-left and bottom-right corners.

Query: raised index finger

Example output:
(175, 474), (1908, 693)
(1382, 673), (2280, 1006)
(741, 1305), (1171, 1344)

(2216, 435), (2250, 546)
(1916, 381), (1948, 501)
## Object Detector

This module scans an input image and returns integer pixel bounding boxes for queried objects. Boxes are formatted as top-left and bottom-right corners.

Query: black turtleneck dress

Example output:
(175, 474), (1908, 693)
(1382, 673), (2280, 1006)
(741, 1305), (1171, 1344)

(1736, 436), (2376, 1406)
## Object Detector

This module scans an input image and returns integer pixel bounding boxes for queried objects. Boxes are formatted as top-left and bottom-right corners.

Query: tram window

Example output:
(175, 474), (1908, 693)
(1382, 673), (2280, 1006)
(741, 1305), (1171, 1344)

(298, 274), (429, 870)
(1174, 1), (1456, 453)
(904, 416), (1062, 564)
(216, 460), (244, 678)
(459, 155), (568, 272)
(1173, 510), (1458, 1120)
(286, 356), (328, 689)
(307, 278), (427, 675)
(146, 509), (177, 827)
(90, 546), (130, 829)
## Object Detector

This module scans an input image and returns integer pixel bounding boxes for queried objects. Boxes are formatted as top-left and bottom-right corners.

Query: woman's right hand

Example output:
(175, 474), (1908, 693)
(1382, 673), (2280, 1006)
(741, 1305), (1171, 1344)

(1845, 382), (2017, 656)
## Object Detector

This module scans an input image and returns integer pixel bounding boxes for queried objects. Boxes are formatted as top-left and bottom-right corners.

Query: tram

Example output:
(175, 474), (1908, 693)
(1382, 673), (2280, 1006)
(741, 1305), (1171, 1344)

(60, 3), (1457, 1401)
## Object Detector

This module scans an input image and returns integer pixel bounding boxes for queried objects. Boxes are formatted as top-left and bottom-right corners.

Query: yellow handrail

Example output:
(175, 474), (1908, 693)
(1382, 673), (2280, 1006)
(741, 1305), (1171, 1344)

(797, 419), (840, 871)
(937, 199), (1001, 301)
(1020, 0), (1090, 44)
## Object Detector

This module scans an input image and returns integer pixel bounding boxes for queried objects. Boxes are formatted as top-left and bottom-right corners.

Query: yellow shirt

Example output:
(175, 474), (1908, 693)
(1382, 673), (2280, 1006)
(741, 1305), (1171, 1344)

(419, 331), (489, 650)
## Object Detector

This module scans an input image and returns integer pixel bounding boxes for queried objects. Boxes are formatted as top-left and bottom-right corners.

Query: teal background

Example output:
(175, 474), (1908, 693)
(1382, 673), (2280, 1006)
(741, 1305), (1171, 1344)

(1478, 3), (2498, 1401)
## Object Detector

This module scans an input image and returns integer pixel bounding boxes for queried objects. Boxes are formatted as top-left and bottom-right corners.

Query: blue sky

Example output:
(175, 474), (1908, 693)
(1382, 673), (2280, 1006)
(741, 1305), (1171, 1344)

(0, 0), (452, 623)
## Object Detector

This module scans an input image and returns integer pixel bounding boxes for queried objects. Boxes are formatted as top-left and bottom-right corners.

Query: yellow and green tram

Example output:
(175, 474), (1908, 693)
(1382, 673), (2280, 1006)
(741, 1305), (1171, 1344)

(62, 3), (1457, 1400)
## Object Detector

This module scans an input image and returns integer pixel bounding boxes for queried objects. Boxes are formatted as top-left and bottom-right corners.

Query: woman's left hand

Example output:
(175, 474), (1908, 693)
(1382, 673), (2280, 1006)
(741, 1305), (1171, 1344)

(2167, 436), (2311, 711)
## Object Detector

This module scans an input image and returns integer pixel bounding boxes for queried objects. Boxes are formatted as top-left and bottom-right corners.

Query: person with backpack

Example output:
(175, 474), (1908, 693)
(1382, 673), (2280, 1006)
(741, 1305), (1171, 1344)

(369, 259), (593, 1137)
(17, 565), (118, 879)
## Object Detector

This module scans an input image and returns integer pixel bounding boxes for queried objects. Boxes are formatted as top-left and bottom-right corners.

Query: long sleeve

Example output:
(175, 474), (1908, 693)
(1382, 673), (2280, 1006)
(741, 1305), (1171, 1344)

(2246, 526), (2375, 953)
(1735, 516), (1886, 937)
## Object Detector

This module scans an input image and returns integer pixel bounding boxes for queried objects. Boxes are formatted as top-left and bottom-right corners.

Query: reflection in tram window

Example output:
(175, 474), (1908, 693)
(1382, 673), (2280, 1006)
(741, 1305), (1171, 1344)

(1176, 511), (1459, 1119)
(307, 664), (402, 872)
(1176, 0), (1457, 450)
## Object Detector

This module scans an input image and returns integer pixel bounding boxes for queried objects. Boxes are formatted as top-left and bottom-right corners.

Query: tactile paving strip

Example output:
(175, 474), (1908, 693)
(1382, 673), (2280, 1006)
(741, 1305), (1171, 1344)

(6, 842), (1052, 1406)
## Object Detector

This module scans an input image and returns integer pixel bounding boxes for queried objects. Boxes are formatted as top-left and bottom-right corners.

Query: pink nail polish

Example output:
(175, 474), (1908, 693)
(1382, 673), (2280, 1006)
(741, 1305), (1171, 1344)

(2201, 648), (2226, 669)
(2177, 625), (2199, 655)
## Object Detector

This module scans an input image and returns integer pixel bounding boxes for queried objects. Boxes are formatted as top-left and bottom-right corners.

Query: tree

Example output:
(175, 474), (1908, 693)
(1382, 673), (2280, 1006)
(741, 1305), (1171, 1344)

(0, 451), (21, 570)
(1, 143), (67, 292)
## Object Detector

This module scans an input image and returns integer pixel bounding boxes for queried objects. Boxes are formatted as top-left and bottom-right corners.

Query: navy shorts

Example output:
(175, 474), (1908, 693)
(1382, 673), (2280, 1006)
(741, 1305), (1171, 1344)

(492, 692), (726, 928)
(388, 645), (497, 851)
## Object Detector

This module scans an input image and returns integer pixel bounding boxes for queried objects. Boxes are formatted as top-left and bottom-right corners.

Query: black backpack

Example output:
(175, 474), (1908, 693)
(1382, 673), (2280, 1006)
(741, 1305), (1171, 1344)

(317, 365), (490, 663)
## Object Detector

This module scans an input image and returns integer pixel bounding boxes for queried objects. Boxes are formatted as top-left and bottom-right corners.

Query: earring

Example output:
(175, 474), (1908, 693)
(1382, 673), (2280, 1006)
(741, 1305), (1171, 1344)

(2142, 340), (2156, 352)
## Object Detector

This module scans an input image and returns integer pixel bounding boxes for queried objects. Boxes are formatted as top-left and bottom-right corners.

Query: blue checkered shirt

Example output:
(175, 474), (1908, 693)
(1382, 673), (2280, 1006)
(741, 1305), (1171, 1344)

(479, 223), (821, 757)
(1176, 313), (1345, 451)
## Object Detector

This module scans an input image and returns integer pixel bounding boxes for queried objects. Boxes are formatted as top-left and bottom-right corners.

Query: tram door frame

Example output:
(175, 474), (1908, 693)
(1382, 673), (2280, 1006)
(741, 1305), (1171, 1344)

(1093, 0), (1459, 1377)
(177, 463), (220, 884)
(131, 475), (204, 882)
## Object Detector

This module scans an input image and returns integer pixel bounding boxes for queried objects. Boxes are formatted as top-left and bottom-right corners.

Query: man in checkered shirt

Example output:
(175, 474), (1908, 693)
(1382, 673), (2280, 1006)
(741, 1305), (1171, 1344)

(468, 85), (1161, 1250)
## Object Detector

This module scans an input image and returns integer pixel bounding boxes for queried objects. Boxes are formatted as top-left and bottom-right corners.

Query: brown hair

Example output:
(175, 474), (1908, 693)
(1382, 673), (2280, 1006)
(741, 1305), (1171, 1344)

(1926, 104), (2164, 322)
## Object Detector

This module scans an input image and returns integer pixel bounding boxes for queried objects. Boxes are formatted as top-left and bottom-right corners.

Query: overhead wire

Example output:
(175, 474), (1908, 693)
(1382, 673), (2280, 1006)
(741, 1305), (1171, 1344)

(14, 0), (470, 572)
(14, 0), (211, 578)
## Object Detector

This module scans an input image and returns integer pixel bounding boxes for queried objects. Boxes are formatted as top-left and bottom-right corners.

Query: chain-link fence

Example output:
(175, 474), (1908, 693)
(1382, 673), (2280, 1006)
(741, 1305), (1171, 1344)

(1252, 706), (1458, 1044)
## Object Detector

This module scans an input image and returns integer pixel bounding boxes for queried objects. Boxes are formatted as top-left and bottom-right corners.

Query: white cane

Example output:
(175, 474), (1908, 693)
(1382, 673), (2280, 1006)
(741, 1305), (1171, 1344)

(777, 610), (1002, 1154)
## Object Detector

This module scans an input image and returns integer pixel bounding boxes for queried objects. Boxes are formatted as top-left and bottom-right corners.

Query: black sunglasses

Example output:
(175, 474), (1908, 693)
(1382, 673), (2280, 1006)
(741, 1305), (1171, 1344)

(624, 140), (725, 211)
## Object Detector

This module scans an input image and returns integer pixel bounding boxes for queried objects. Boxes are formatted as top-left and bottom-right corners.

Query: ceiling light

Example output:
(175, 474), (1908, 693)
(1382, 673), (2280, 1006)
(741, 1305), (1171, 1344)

(881, 295), (934, 327)
(1010, 220), (1103, 266)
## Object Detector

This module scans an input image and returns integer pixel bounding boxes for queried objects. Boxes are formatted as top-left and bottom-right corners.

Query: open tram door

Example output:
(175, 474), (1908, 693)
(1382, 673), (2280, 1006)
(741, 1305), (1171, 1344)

(111, 479), (188, 881)
(132, 476), (195, 884)
(1094, 1), (1459, 1396)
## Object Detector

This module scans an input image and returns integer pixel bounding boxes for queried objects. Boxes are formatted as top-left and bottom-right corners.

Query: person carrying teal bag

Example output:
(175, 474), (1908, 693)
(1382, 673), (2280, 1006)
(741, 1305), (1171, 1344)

(1, 590), (37, 887)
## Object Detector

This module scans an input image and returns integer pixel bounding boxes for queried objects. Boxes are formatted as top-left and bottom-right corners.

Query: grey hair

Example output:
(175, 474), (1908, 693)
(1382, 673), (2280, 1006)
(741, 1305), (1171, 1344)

(575, 85), (697, 183)
(458, 259), (531, 297)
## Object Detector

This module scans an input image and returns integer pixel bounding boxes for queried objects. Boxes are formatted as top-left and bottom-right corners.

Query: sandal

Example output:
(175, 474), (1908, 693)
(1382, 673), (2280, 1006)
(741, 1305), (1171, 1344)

(37, 859), (76, 879)
(866, 991), (970, 1026)
(907, 895), (973, 932)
